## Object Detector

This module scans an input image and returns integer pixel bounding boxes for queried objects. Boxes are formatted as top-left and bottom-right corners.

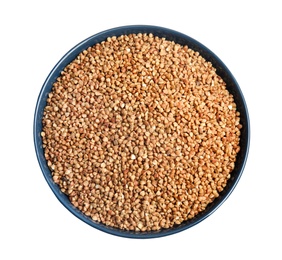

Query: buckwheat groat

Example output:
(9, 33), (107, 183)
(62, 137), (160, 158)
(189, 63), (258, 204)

(41, 33), (241, 231)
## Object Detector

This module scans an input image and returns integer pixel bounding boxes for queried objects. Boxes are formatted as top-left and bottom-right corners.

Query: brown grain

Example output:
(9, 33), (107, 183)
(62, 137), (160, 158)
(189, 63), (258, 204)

(41, 33), (241, 231)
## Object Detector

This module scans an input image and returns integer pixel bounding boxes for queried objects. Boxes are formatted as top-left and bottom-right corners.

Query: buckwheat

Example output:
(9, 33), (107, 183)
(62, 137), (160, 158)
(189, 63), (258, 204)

(42, 33), (241, 231)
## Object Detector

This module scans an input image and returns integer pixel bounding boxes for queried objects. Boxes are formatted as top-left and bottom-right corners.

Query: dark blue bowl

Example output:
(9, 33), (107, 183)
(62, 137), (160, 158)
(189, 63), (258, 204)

(34, 25), (250, 238)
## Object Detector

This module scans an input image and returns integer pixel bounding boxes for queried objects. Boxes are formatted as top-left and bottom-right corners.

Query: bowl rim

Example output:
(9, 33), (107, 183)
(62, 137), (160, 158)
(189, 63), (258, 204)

(34, 24), (250, 239)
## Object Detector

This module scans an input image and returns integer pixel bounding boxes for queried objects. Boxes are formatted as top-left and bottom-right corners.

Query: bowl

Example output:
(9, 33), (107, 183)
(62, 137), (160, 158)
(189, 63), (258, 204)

(34, 25), (250, 238)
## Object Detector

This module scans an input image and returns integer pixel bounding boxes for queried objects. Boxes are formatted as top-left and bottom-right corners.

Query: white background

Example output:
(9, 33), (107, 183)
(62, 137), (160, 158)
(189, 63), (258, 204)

(1, 0), (281, 259)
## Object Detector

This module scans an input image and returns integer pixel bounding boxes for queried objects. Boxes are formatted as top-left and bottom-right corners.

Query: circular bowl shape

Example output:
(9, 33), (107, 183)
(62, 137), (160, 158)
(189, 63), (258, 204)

(34, 25), (250, 238)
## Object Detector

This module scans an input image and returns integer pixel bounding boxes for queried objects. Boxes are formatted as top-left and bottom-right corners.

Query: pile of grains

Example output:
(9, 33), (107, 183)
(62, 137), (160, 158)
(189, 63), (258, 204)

(41, 33), (241, 231)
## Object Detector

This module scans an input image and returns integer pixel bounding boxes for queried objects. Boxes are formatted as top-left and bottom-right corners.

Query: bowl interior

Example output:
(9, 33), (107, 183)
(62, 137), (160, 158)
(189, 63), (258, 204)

(34, 25), (249, 238)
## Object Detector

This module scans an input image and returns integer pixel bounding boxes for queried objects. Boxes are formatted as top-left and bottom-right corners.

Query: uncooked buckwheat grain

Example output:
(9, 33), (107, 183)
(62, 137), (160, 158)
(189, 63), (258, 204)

(41, 33), (241, 231)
